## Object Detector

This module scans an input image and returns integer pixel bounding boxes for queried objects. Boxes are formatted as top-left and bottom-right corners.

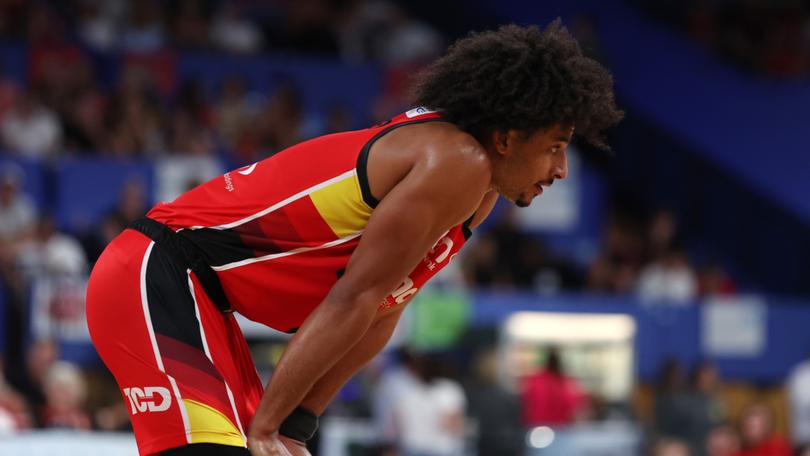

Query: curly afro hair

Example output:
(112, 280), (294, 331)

(410, 21), (623, 150)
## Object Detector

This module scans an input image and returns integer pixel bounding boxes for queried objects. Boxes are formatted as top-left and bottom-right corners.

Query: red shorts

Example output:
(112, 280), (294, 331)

(86, 229), (264, 455)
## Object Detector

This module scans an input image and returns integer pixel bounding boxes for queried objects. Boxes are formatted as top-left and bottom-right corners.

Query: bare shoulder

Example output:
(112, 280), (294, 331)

(421, 123), (490, 176)
(367, 121), (491, 203)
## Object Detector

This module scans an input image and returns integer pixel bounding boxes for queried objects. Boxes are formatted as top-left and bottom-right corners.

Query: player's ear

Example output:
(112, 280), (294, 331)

(492, 129), (510, 156)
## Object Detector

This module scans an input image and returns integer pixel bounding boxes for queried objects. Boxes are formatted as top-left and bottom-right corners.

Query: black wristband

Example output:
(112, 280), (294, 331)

(278, 406), (319, 442)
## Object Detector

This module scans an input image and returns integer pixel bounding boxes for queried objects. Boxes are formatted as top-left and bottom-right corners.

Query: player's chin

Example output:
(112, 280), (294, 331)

(515, 195), (533, 208)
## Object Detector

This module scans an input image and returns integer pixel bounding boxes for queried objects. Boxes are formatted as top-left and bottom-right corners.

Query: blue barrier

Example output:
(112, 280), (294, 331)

(597, 4), (810, 226)
(55, 158), (154, 232)
(0, 41), (27, 86)
(49, 288), (810, 383)
(0, 155), (48, 210)
(472, 292), (810, 383)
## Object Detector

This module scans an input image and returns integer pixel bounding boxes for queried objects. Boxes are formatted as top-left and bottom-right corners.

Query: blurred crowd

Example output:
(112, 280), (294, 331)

(462, 206), (737, 303)
(646, 354), (810, 456)
(0, 0), (444, 163)
(637, 0), (810, 78)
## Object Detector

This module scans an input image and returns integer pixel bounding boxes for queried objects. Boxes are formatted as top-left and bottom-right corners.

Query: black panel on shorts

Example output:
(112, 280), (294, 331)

(144, 244), (206, 352)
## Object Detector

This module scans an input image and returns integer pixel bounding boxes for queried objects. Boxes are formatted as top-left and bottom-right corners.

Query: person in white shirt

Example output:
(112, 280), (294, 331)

(0, 92), (61, 159)
(788, 353), (810, 447)
(0, 165), (37, 241)
(389, 352), (467, 456)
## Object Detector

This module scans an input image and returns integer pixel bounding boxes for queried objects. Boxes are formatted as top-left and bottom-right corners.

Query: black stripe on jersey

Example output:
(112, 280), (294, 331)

(356, 118), (447, 209)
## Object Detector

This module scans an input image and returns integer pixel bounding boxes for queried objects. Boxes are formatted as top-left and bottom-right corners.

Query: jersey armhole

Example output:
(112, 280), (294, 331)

(461, 214), (474, 240)
(355, 118), (448, 210)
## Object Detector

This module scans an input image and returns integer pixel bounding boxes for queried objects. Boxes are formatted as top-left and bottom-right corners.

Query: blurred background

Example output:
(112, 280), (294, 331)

(0, 0), (809, 455)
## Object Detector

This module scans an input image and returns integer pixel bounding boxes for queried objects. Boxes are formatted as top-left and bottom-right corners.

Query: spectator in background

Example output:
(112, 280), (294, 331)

(16, 215), (88, 281)
(373, 348), (420, 447)
(646, 210), (679, 262)
(654, 358), (693, 442)
(214, 75), (250, 147)
(168, 104), (216, 157)
(0, 0), (25, 38)
(80, 212), (128, 265)
(637, 244), (697, 303)
(389, 352), (467, 456)
(170, 0), (211, 49)
(94, 400), (132, 432)
(0, 90), (62, 159)
(110, 178), (147, 225)
(106, 67), (166, 157)
(588, 213), (645, 294)
(463, 207), (583, 291)
(210, 2), (263, 54)
(258, 79), (305, 155)
(75, 0), (122, 52)
(271, 0), (339, 55)
(706, 423), (741, 456)
(80, 177), (145, 262)
(0, 164), (37, 242)
(7, 339), (58, 427)
(324, 103), (353, 134)
(465, 347), (523, 456)
(698, 262), (737, 297)
(738, 402), (791, 456)
(651, 438), (692, 456)
(120, 0), (166, 53)
(522, 347), (588, 427)
(0, 370), (32, 432)
(684, 361), (727, 456)
(0, 61), (19, 122)
(40, 361), (91, 430)
(0, 394), (16, 434)
(372, 2), (443, 66)
(788, 351), (810, 448)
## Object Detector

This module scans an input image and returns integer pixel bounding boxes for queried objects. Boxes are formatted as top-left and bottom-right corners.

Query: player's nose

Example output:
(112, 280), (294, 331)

(553, 152), (568, 180)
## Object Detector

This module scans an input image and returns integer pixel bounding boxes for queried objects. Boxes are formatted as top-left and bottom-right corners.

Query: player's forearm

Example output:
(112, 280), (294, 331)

(299, 308), (403, 415)
(249, 292), (380, 434)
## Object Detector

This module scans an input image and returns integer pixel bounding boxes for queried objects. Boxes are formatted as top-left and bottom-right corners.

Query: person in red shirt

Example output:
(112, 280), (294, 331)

(86, 22), (622, 456)
(738, 403), (792, 456)
(521, 347), (588, 426)
(706, 423), (742, 456)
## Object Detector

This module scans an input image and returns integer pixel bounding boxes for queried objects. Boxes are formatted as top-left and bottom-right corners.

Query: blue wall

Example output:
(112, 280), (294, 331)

(472, 292), (810, 383)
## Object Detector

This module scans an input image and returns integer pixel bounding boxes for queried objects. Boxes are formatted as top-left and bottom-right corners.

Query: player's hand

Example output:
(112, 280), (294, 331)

(247, 431), (294, 456)
(279, 435), (312, 456)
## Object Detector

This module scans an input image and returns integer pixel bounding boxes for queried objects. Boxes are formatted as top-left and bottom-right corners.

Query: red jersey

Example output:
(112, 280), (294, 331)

(148, 108), (473, 333)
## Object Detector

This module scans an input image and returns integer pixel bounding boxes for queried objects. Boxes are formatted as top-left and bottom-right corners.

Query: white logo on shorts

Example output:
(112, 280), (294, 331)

(123, 386), (172, 414)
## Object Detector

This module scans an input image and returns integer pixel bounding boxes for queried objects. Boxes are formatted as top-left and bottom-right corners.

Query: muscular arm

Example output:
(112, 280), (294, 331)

(299, 307), (404, 415)
(248, 138), (491, 440)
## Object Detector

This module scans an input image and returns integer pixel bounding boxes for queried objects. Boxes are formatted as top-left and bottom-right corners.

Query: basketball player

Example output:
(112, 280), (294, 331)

(86, 22), (622, 455)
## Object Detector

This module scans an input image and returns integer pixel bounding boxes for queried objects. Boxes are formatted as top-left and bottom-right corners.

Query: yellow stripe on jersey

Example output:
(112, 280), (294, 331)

(309, 173), (373, 237)
(183, 399), (245, 447)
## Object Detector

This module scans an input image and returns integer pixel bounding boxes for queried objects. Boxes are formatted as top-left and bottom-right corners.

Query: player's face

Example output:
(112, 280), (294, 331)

(491, 124), (572, 207)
